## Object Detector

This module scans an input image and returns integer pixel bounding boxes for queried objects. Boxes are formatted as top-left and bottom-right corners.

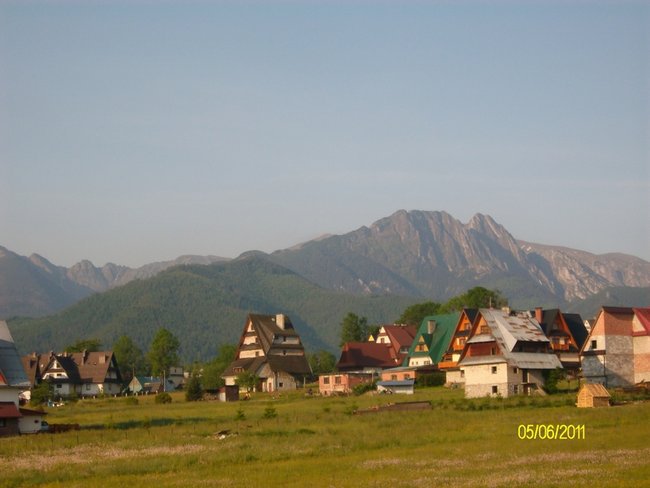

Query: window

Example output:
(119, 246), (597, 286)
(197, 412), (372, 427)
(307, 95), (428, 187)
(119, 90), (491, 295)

(513, 367), (518, 374)
(0, 419), (5, 427)
(492, 386), (498, 394)
(334, 376), (341, 385)
(56, 384), (62, 389)
(491, 347), (497, 356)
(323, 377), (330, 385)
(278, 382), (283, 388)
(391, 374), (398, 381)
(491, 366), (497, 374)
(460, 370), (465, 378)
(480, 325), (490, 334)
(513, 385), (519, 394)
(85, 384), (91, 391)
(405, 374), (411, 380)
(591, 340), (598, 350)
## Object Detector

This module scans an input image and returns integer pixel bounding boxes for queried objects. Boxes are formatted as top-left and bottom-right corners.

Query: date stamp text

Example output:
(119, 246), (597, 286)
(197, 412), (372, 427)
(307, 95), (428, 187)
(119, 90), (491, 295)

(517, 424), (585, 440)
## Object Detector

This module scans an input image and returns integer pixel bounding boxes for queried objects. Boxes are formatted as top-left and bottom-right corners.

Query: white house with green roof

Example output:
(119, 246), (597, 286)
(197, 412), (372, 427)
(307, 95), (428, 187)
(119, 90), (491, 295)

(404, 313), (460, 368)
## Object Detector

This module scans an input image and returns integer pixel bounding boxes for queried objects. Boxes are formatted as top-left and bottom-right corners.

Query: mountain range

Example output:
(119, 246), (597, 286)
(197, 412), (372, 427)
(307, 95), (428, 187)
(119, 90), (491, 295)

(3, 210), (649, 360)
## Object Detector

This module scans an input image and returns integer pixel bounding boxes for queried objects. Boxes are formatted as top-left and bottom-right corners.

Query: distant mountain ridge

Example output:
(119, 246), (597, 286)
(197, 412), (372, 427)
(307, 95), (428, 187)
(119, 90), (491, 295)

(269, 210), (650, 307)
(0, 246), (228, 318)
(1, 209), (649, 319)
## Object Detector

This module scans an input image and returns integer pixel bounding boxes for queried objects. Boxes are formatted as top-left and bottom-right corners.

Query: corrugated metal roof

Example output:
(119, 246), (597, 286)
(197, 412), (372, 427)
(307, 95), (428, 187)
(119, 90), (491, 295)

(0, 321), (30, 388)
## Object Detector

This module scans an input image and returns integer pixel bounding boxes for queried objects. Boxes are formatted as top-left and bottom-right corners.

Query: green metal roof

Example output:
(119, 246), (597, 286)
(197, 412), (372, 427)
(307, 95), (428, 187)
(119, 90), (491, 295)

(403, 312), (460, 366)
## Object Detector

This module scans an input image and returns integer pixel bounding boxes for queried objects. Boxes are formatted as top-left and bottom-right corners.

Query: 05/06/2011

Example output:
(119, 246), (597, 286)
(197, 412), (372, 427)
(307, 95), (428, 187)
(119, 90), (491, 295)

(517, 424), (585, 440)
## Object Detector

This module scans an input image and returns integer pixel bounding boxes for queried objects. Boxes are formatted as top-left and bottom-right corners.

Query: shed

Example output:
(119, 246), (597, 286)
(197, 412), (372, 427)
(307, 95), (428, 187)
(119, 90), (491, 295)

(376, 379), (415, 395)
(577, 383), (611, 408)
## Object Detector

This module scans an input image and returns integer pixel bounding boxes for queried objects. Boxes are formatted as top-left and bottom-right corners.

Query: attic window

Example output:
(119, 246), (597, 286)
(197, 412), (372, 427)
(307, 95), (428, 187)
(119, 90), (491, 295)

(591, 340), (597, 350)
(491, 366), (497, 374)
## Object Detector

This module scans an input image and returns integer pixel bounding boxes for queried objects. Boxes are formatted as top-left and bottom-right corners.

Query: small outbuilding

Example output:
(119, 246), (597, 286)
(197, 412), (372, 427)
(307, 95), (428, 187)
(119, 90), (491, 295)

(576, 383), (611, 408)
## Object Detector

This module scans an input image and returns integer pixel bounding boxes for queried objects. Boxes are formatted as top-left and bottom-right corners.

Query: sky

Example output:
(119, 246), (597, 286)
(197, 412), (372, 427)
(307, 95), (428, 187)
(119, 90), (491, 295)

(1, 1), (649, 267)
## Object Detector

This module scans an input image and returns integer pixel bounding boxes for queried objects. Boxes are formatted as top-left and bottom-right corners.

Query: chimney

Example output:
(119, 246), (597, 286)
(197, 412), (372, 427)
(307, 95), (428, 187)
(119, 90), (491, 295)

(427, 320), (437, 334)
(535, 307), (543, 323)
(82, 349), (88, 364)
(276, 314), (286, 329)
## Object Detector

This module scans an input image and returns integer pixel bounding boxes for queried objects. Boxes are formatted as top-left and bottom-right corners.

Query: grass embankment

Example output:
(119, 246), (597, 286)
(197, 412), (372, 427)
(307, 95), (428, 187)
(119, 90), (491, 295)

(1, 387), (649, 487)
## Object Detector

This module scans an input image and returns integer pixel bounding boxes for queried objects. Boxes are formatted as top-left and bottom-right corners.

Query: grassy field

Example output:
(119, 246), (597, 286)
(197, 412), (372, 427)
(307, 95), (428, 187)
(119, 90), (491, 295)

(1, 387), (649, 487)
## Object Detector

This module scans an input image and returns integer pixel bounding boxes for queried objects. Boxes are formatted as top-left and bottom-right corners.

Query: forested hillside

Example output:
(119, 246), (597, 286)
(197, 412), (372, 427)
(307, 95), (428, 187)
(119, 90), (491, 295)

(9, 256), (418, 361)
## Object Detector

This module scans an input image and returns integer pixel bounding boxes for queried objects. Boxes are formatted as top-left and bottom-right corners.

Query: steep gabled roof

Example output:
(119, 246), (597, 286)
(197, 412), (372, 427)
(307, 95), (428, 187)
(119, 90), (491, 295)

(405, 313), (460, 366)
(459, 309), (561, 370)
(563, 313), (588, 348)
(225, 313), (310, 379)
(382, 325), (417, 350)
(0, 321), (30, 388)
(68, 351), (122, 384)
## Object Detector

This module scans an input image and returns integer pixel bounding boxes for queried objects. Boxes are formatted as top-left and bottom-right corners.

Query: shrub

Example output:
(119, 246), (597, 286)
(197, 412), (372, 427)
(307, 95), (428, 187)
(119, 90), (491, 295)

(415, 372), (446, 387)
(353, 380), (376, 396)
(262, 406), (278, 419)
(235, 409), (246, 421)
(124, 396), (139, 406)
(155, 392), (172, 404)
(185, 373), (203, 402)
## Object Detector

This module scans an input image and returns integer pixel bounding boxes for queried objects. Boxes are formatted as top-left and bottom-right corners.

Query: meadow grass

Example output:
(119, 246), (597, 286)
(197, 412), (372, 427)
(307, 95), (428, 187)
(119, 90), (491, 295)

(1, 387), (648, 487)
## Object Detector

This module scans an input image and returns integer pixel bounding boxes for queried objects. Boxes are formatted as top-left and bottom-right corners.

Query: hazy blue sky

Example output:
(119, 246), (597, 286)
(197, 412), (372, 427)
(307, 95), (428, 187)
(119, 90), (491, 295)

(1, 1), (648, 267)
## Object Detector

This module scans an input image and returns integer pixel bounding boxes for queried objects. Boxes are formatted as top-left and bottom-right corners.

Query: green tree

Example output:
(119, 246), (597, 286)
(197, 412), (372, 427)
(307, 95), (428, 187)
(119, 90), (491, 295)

(148, 328), (180, 377)
(442, 287), (507, 312)
(112, 335), (146, 383)
(397, 301), (442, 326)
(236, 371), (259, 392)
(30, 380), (53, 406)
(340, 312), (368, 346)
(201, 344), (237, 390)
(185, 370), (203, 402)
(307, 350), (337, 375)
(65, 338), (102, 353)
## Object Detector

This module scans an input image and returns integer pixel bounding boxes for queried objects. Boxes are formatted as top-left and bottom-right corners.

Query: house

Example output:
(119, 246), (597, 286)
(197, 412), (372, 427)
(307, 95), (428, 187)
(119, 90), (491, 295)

(576, 383), (610, 408)
(336, 341), (400, 373)
(336, 324), (417, 374)
(17, 407), (48, 434)
(532, 308), (587, 371)
(580, 307), (650, 388)
(405, 312), (461, 370)
(373, 325), (418, 364)
(318, 372), (373, 396)
(36, 350), (123, 398)
(0, 321), (34, 436)
(376, 379), (415, 395)
(457, 308), (562, 398)
(127, 376), (175, 394)
(376, 366), (417, 395)
(438, 309), (479, 384)
(222, 313), (311, 393)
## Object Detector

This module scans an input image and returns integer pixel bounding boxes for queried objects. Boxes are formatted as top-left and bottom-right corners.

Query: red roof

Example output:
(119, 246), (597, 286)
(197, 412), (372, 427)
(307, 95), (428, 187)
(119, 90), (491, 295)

(0, 402), (21, 419)
(336, 342), (399, 370)
(383, 325), (417, 350)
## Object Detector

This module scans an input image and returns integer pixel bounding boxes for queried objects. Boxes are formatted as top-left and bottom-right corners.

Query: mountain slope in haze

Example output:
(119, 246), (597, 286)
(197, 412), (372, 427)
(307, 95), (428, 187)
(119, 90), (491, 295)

(270, 210), (650, 307)
(0, 247), (229, 318)
(0, 246), (95, 318)
(8, 256), (418, 361)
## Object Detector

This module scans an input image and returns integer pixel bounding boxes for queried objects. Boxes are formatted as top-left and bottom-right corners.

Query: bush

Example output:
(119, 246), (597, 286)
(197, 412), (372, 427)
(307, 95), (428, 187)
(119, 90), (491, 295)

(415, 372), (446, 387)
(262, 406), (278, 419)
(155, 392), (172, 404)
(353, 381), (376, 396)
(124, 396), (139, 406)
(185, 373), (203, 402)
